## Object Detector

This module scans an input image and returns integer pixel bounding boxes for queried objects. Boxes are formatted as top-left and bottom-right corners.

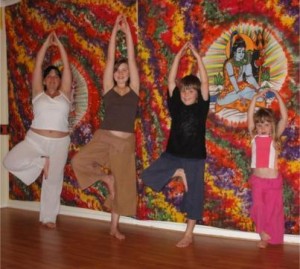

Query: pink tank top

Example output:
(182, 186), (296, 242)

(251, 135), (276, 169)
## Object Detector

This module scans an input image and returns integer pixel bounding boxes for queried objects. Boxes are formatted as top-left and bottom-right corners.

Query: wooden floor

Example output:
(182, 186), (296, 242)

(1, 208), (299, 269)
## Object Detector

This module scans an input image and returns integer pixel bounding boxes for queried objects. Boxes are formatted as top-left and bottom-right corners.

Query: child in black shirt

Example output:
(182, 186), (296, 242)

(141, 42), (210, 247)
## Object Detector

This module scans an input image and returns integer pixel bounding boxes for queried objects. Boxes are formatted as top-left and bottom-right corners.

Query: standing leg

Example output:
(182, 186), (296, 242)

(106, 134), (139, 239)
(176, 219), (196, 248)
(176, 159), (205, 248)
(110, 212), (125, 240)
(260, 176), (284, 245)
(39, 136), (70, 227)
(250, 176), (270, 248)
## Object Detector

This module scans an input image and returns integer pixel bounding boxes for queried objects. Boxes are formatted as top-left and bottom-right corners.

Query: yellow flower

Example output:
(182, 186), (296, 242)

(281, 15), (295, 28)
(287, 160), (300, 173)
(140, 46), (151, 61)
(171, 13), (185, 46)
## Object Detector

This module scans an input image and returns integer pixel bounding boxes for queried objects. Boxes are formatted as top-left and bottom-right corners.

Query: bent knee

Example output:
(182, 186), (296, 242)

(71, 153), (84, 169)
(3, 156), (10, 170)
(3, 154), (17, 171)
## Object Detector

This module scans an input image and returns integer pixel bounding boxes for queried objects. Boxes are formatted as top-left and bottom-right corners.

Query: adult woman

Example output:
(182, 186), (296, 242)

(71, 15), (139, 240)
(3, 31), (72, 228)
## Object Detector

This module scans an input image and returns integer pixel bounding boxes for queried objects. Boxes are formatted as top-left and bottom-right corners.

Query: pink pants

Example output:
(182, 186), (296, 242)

(249, 174), (284, 244)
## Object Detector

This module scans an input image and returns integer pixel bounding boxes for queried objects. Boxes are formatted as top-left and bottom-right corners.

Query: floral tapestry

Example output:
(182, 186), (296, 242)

(5, 0), (299, 234)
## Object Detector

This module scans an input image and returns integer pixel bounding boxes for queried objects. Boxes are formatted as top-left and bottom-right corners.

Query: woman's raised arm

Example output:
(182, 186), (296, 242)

(32, 32), (54, 98)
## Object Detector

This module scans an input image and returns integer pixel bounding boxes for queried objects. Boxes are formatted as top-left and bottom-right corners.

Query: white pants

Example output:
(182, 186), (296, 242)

(3, 130), (70, 223)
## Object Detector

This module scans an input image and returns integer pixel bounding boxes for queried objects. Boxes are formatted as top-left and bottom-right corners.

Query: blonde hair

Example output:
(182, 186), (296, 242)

(254, 108), (281, 149)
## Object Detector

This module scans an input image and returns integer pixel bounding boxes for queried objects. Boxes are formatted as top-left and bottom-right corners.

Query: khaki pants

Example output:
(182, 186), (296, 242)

(72, 129), (137, 216)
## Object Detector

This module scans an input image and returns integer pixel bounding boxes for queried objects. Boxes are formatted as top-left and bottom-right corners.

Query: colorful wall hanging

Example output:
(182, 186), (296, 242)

(5, 0), (299, 235)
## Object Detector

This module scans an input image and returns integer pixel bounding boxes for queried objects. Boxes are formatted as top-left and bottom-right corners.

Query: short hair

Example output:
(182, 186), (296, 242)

(43, 65), (62, 79)
(179, 74), (201, 94)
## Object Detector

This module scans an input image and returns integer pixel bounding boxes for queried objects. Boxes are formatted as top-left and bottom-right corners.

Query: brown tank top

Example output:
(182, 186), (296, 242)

(101, 89), (139, 133)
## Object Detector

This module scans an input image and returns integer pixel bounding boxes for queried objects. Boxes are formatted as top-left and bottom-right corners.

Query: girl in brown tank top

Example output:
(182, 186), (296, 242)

(71, 15), (139, 240)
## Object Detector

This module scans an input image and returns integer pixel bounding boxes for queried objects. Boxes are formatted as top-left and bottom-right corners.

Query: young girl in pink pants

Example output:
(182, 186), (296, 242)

(247, 88), (288, 248)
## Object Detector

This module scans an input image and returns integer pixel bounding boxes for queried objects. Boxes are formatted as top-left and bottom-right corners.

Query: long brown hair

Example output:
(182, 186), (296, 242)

(113, 58), (130, 86)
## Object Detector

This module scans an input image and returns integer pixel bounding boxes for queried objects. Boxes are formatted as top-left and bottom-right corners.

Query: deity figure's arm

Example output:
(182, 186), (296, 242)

(245, 63), (260, 90)
(225, 62), (241, 94)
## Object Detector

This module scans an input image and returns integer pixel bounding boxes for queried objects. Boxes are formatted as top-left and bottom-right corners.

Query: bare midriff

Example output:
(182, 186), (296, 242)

(252, 168), (278, 179)
(31, 128), (69, 138)
(108, 130), (132, 139)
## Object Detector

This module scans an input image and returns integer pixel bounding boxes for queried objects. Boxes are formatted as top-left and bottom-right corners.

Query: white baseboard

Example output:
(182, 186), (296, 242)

(4, 200), (299, 245)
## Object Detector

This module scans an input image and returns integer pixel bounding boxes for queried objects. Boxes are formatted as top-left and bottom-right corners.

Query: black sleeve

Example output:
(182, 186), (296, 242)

(167, 87), (181, 115)
(198, 95), (210, 117)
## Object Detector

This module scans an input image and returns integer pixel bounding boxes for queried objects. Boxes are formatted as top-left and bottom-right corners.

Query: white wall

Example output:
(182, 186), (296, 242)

(0, 4), (10, 208)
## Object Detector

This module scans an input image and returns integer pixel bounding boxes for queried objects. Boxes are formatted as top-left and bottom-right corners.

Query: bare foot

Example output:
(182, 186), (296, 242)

(257, 240), (268, 248)
(110, 229), (125, 240)
(43, 222), (56, 229)
(176, 234), (193, 248)
(103, 174), (115, 200)
(258, 232), (270, 248)
(173, 169), (188, 192)
(260, 232), (271, 241)
(42, 156), (49, 179)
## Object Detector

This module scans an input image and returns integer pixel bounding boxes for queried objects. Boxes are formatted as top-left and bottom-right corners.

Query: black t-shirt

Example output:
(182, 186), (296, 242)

(166, 87), (210, 159)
